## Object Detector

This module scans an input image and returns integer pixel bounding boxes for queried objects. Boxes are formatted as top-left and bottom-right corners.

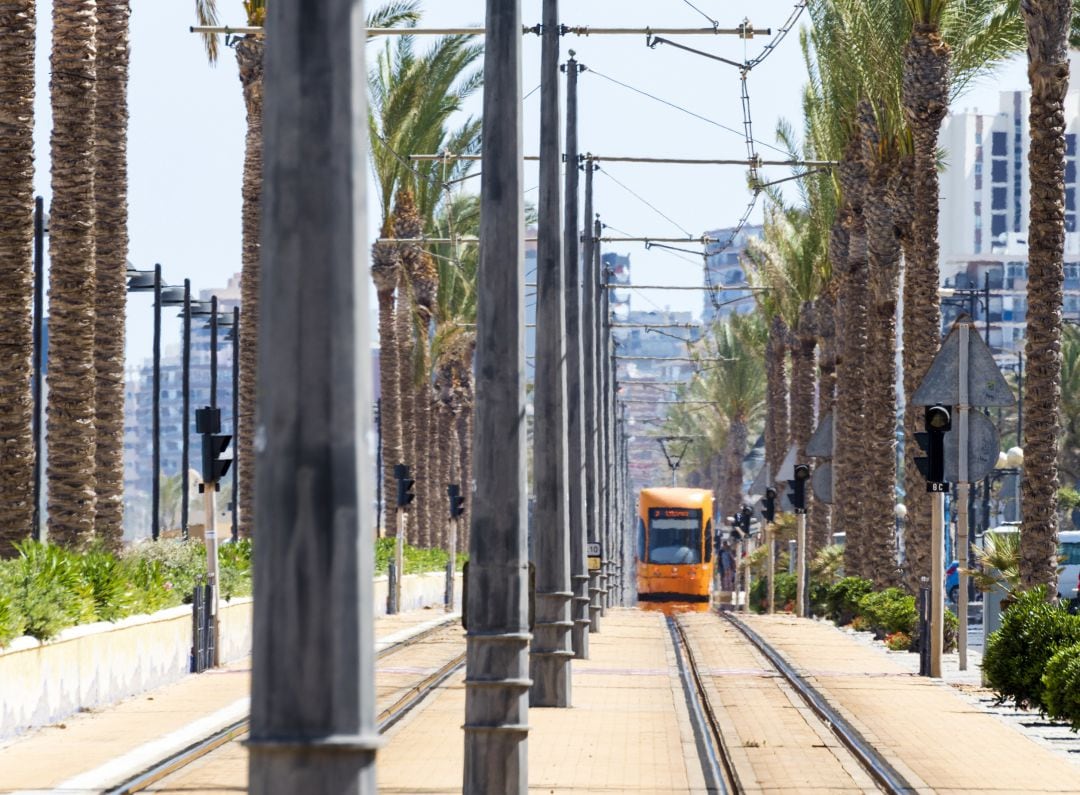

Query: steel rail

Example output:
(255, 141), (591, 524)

(721, 612), (915, 795)
(665, 616), (732, 794)
(108, 616), (463, 794)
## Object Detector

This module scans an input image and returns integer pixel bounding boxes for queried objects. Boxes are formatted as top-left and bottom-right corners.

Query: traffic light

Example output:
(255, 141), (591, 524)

(448, 483), (465, 519)
(739, 505), (753, 534)
(395, 464), (415, 509)
(763, 486), (777, 523)
(915, 405), (951, 489)
(195, 407), (231, 487)
(787, 464), (810, 513)
(729, 512), (743, 541)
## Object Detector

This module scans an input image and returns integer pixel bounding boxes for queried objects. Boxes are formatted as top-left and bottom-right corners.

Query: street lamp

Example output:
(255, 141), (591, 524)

(128, 264), (181, 541)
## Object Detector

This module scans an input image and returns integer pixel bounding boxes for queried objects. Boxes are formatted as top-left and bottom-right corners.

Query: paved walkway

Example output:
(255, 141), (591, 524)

(743, 613), (1080, 794)
(0, 608), (453, 794)
(377, 608), (706, 794)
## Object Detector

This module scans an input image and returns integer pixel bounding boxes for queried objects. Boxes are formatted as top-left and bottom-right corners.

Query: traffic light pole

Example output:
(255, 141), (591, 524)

(446, 515), (457, 612)
(395, 508), (405, 614)
(203, 483), (221, 666)
(957, 322), (971, 672)
(796, 512), (807, 618)
(931, 490), (945, 678)
(767, 523), (775, 615)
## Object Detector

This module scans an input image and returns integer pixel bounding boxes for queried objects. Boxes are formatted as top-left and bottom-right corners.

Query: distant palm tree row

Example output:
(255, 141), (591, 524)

(667, 0), (1074, 596)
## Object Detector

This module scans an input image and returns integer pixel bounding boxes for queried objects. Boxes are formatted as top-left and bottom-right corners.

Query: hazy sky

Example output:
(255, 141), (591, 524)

(29, 0), (1029, 369)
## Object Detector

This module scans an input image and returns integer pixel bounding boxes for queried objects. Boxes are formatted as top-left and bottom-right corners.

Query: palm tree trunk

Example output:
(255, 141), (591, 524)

(811, 288), (837, 554)
(723, 420), (748, 520)
(766, 315), (790, 482)
(865, 166), (901, 587)
(47, 0), (98, 549)
(92, 0), (129, 550)
(372, 255), (401, 534)
(791, 301), (817, 560)
(412, 364), (431, 546)
(235, 34), (262, 539)
(1020, 0), (1071, 590)
(458, 397), (473, 552)
(0, 0), (37, 555)
(860, 104), (901, 587)
(901, 22), (949, 593)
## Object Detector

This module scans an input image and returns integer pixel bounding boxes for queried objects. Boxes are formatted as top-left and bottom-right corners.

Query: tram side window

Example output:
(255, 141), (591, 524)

(648, 517), (702, 564)
(704, 520), (712, 562)
(637, 517), (646, 559)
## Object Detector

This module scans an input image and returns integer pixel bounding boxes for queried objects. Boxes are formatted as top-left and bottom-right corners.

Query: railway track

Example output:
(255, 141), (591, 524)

(668, 610), (918, 795)
(106, 616), (465, 794)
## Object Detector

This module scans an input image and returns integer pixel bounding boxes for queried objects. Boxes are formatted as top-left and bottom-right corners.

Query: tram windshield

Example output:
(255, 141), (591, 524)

(648, 508), (702, 564)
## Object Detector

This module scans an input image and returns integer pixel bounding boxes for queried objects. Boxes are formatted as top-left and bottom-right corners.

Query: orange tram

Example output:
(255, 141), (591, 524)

(636, 487), (714, 605)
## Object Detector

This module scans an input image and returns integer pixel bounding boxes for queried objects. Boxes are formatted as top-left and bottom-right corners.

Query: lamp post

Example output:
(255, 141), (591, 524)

(32, 197), (47, 540)
(128, 265), (185, 541)
(228, 307), (240, 540)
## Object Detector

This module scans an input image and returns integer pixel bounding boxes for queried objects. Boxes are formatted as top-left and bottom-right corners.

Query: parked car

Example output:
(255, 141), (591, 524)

(946, 561), (959, 604)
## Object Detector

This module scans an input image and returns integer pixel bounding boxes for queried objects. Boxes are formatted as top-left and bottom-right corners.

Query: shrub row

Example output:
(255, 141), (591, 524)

(813, 575), (958, 654)
(983, 586), (1080, 729)
(374, 537), (467, 576)
(0, 539), (253, 648)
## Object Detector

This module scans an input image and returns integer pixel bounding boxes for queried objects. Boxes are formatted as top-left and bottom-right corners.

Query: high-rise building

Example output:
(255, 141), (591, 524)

(938, 61), (1080, 353)
(703, 224), (763, 326)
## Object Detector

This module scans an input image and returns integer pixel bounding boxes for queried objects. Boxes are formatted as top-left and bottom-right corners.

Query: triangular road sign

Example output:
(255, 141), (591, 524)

(812, 462), (833, 504)
(806, 411), (834, 459)
(748, 463), (771, 497)
(911, 319), (1015, 407)
(776, 444), (797, 482)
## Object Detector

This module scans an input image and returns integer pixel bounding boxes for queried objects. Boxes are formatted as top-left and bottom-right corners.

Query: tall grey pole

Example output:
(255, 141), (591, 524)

(598, 222), (612, 612)
(32, 197), (45, 541)
(583, 169), (602, 632)
(152, 264), (162, 542)
(530, 0), (574, 707)
(463, 0), (531, 790)
(247, 0), (379, 790)
(181, 280), (191, 540)
(563, 53), (590, 659)
(231, 306), (240, 541)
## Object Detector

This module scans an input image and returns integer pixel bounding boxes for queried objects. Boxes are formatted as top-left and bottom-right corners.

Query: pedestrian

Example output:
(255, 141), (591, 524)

(721, 542), (736, 591)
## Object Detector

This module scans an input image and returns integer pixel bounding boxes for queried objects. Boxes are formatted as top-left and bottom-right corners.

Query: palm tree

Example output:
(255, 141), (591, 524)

(0, 0), (37, 556)
(93, 0), (132, 550)
(1020, 0), (1073, 591)
(898, 0), (1026, 590)
(367, 30), (481, 541)
(193, 1), (421, 538)
(46, 0), (99, 549)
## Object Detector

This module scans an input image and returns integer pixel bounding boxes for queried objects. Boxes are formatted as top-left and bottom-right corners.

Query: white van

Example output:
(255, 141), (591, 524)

(983, 526), (1080, 602)
(1059, 530), (1080, 602)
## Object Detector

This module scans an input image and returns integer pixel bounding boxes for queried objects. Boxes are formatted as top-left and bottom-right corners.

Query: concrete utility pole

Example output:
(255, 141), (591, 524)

(462, 1), (531, 790)
(583, 172), (602, 633)
(530, 0), (574, 707)
(598, 222), (612, 612)
(247, 0), (378, 790)
(564, 52), (590, 659)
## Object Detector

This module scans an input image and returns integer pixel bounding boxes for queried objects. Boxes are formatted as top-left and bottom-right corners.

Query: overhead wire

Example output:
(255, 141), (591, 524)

(679, 0), (719, 27)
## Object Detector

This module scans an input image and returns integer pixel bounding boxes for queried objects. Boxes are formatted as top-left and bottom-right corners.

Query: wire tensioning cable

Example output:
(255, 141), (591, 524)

(583, 68), (790, 157)
(680, 0), (719, 27)
(596, 167), (692, 237)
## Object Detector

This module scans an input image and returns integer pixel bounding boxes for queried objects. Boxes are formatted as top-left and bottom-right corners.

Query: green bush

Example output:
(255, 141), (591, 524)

(827, 576), (874, 624)
(983, 586), (1080, 710)
(81, 547), (136, 622)
(857, 587), (918, 637)
(0, 564), (25, 646)
(374, 537), (468, 576)
(1043, 643), (1080, 730)
(749, 576), (769, 613)
(774, 573), (797, 608)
